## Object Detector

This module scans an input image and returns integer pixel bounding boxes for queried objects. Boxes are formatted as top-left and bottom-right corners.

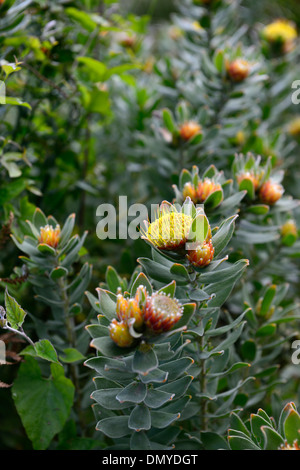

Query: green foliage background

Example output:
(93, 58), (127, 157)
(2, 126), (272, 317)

(0, 0), (299, 451)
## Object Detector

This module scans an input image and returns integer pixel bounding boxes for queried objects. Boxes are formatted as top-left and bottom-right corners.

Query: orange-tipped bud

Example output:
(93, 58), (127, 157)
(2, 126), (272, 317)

(186, 238), (214, 267)
(182, 182), (197, 203)
(179, 121), (202, 141)
(116, 292), (145, 328)
(116, 293), (129, 321)
(237, 171), (261, 191)
(127, 298), (144, 329)
(38, 224), (61, 248)
(281, 220), (297, 238)
(144, 292), (183, 333)
(227, 59), (250, 82)
(259, 180), (284, 205)
(109, 319), (135, 348)
(196, 178), (222, 202)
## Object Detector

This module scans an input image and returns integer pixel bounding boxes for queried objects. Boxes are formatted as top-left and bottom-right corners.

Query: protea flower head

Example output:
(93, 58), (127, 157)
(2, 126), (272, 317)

(144, 292), (183, 333)
(259, 180), (284, 205)
(109, 319), (135, 348)
(141, 202), (194, 252)
(227, 58), (250, 82)
(179, 121), (202, 141)
(38, 224), (61, 248)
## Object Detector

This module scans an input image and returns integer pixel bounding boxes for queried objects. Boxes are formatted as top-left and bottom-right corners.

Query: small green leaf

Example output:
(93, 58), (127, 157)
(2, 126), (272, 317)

(256, 323), (276, 337)
(105, 266), (122, 293)
(5, 289), (26, 330)
(37, 243), (56, 255)
(132, 344), (158, 376)
(284, 408), (300, 445)
(129, 404), (151, 432)
(96, 416), (130, 438)
(162, 108), (176, 133)
(261, 426), (284, 450)
(50, 266), (68, 280)
(59, 348), (85, 364)
(116, 382), (147, 404)
(241, 340), (256, 361)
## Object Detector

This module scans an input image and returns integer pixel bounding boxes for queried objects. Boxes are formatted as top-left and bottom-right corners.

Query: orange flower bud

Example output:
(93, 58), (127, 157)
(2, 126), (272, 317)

(116, 294), (144, 328)
(116, 293), (129, 321)
(182, 182), (197, 203)
(38, 224), (61, 248)
(179, 121), (202, 141)
(196, 178), (222, 202)
(186, 238), (214, 267)
(281, 220), (297, 238)
(109, 319), (135, 348)
(227, 59), (250, 82)
(237, 171), (261, 191)
(259, 180), (284, 205)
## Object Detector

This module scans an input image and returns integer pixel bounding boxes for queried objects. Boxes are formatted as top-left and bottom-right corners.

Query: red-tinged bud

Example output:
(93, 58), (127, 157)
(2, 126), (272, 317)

(186, 238), (214, 267)
(118, 33), (136, 49)
(179, 121), (202, 141)
(144, 292), (183, 333)
(259, 180), (284, 205)
(227, 59), (250, 82)
(38, 224), (61, 248)
(109, 319), (135, 348)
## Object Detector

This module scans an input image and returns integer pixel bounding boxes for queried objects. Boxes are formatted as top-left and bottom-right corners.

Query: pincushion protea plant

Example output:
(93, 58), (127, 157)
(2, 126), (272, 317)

(106, 278), (189, 348)
(84, 272), (196, 449)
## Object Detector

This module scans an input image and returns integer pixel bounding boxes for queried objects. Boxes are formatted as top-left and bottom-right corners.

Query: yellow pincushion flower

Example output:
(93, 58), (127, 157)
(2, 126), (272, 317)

(262, 19), (297, 44)
(38, 224), (61, 248)
(141, 205), (193, 251)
